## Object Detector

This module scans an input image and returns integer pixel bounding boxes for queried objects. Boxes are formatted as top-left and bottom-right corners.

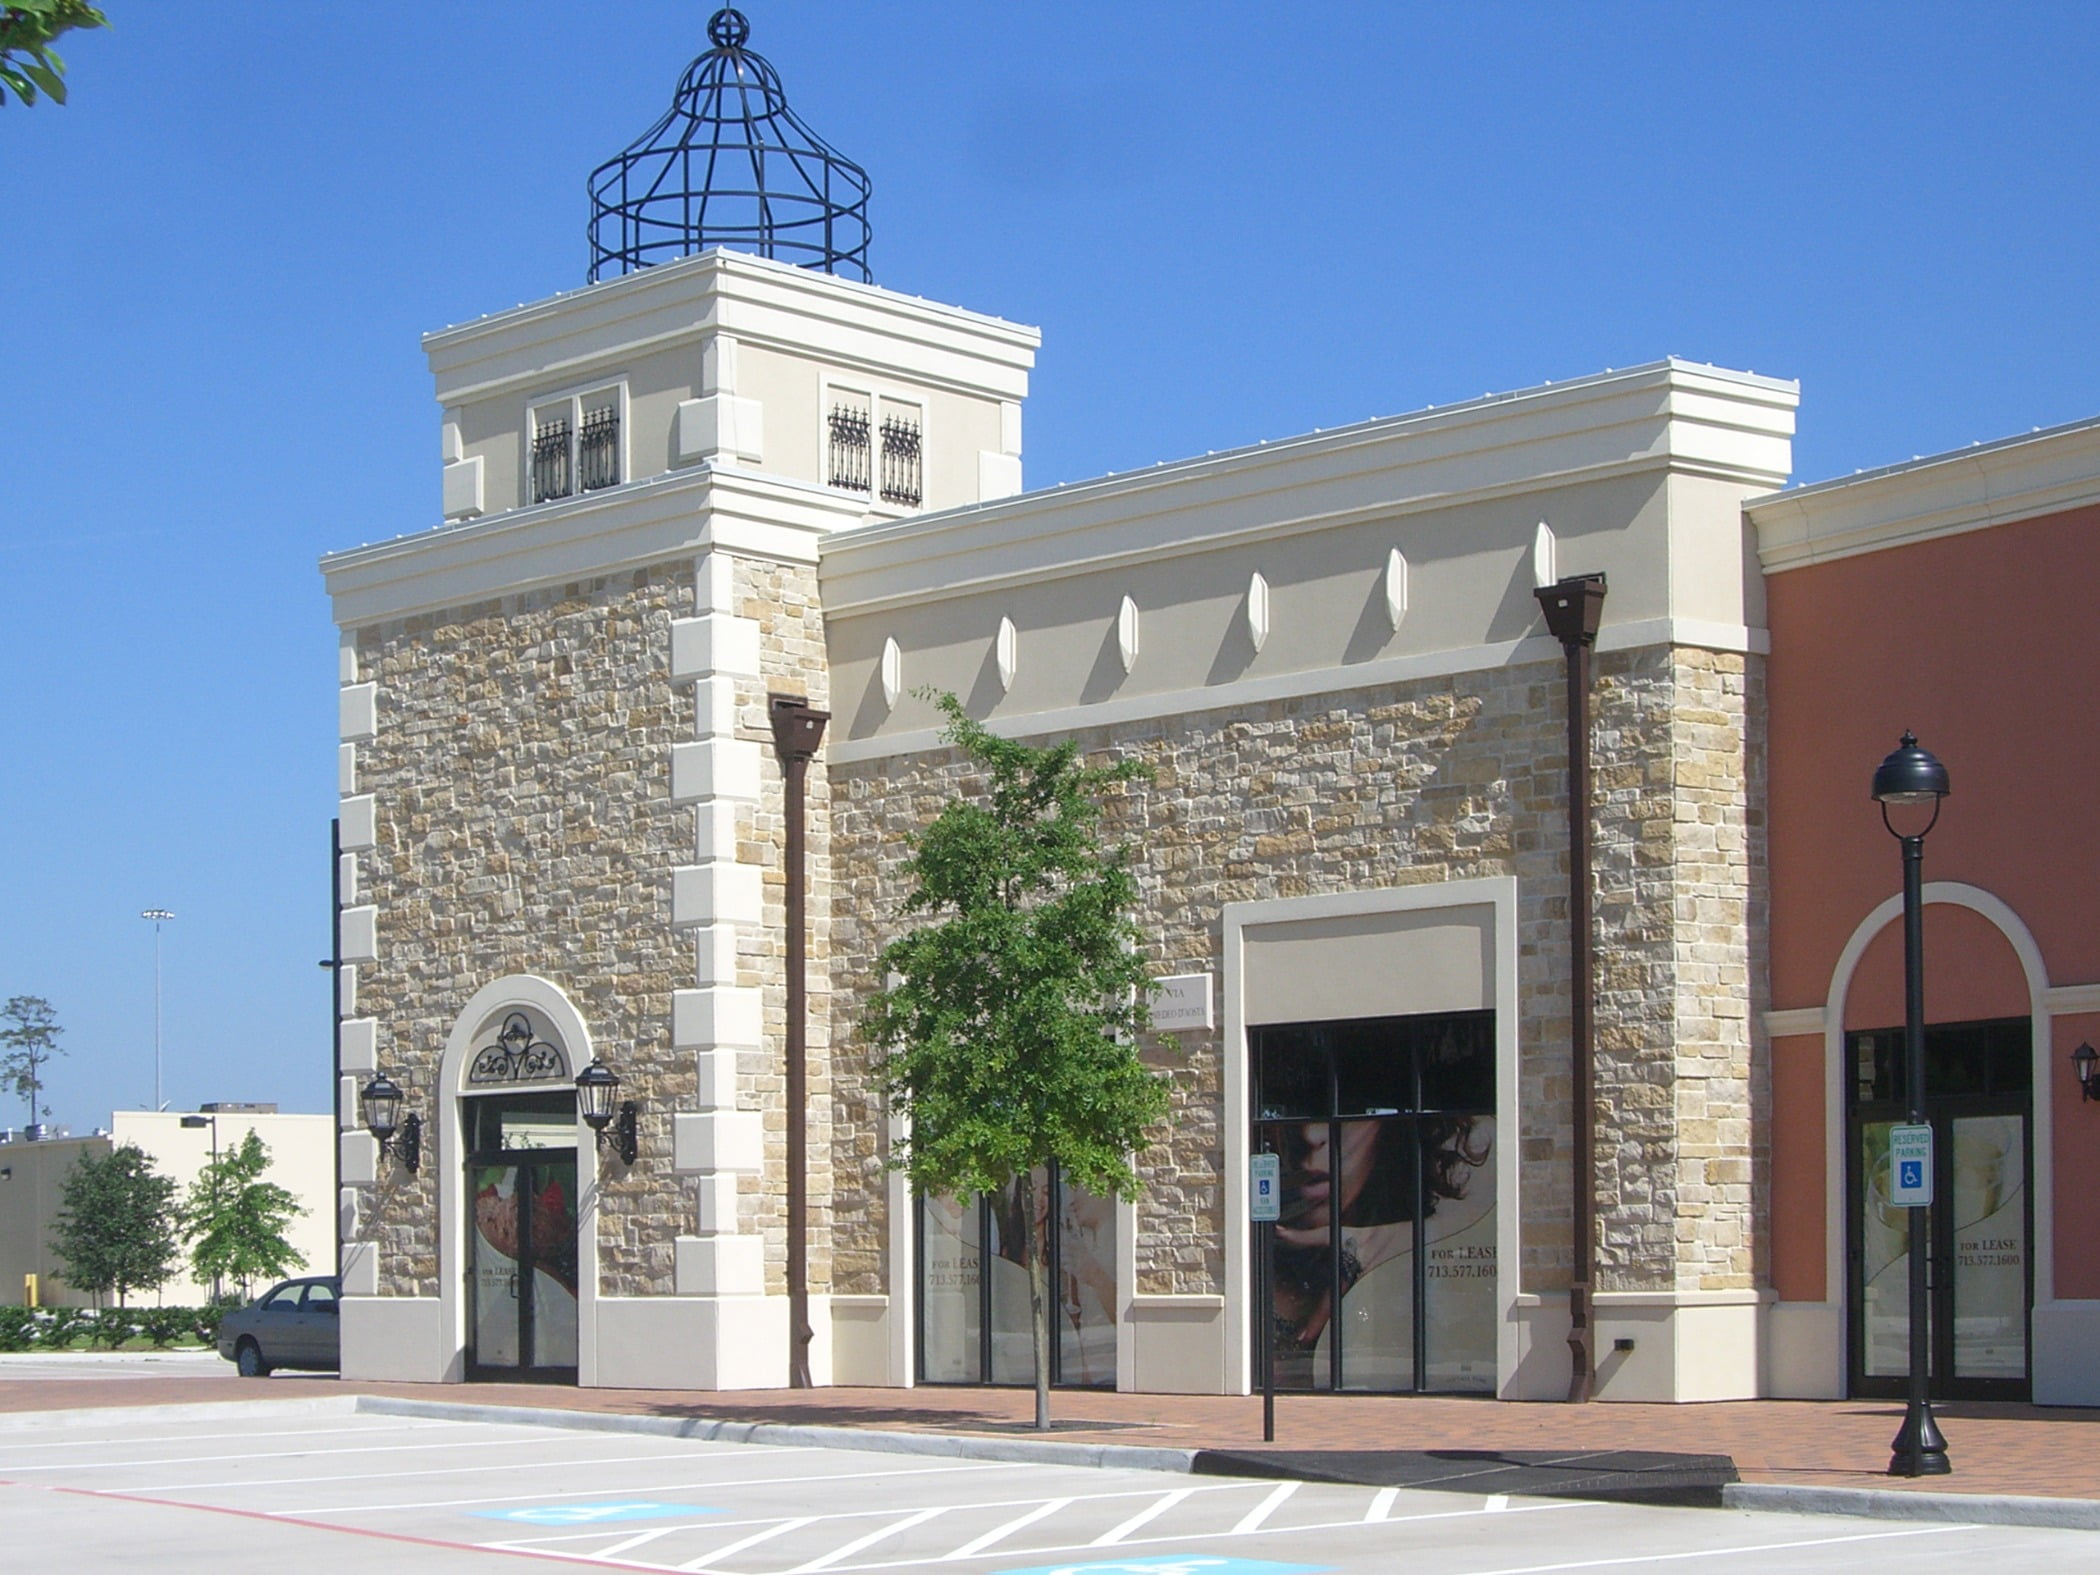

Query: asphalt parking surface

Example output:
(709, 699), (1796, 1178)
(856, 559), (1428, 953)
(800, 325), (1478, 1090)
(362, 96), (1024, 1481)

(0, 1400), (2095, 1573)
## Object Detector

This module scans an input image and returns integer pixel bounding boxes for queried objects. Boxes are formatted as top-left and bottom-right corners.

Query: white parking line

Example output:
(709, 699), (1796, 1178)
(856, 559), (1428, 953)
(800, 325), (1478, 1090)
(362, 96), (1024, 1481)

(1231, 1480), (1299, 1533)
(671, 1518), (813, 1572)
(1486, 1493), (1511, 1512)
(89, 1448), (807, 1496)
(943, 1497), (1072, 1560)
(0, 1420), (474, 1456)
(1366, 1486), (1399, 1522)
(274, 1457), (1022, 1517)
(1453, 1521), (1978, 1575)
(1090, 1487), (1196, 1545)
(790, 1506), (949, 1572)
(825, 1494), (1606, 1575)
(0, 1429), (605, 1474)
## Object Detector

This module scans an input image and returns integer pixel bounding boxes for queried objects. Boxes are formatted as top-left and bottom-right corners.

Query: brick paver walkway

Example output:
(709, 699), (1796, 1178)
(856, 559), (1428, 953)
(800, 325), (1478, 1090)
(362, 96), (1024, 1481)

(5, 1371), (2094, 1503)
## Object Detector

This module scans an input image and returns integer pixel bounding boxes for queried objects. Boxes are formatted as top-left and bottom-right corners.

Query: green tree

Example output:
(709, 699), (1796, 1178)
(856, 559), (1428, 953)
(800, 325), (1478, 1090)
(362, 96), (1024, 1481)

(0, 995), (64, 1128)
(49, 1143), (179, 1308)
(0, 2), (108, 107)
(182, 1131), (307, 1301)
(864, 691), (1167, 1431)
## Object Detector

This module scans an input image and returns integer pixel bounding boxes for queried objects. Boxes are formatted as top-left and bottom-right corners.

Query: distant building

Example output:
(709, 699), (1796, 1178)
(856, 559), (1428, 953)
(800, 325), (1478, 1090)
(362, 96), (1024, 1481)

(0, 1107), (334, 1307)
(319, 10), (2098, 1403)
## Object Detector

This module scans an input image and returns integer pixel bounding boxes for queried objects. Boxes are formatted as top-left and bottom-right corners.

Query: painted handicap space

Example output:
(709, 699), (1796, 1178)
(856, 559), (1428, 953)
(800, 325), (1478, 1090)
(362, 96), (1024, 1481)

(474, 1500), (721, 1525)
(992, 1558), (1329, 1575)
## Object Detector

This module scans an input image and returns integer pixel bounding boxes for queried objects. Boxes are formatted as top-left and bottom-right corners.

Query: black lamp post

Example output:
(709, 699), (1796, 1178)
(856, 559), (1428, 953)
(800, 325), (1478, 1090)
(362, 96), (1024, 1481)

(359, 1072), (421, 1175)
(1871, 730), (1951, 1477)
(576, 1059), (638, 1167)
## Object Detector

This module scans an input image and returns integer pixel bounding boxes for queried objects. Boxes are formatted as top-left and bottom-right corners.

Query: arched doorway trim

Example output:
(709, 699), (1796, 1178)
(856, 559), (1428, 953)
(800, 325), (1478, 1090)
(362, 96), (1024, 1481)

(1819, 882), (2054, 1366)
(437, 975), (600, 1384)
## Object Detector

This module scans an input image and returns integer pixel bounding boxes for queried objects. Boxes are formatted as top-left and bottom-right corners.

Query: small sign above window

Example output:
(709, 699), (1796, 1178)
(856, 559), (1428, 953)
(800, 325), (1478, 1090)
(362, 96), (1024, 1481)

(1152, 972), (1214, 1033)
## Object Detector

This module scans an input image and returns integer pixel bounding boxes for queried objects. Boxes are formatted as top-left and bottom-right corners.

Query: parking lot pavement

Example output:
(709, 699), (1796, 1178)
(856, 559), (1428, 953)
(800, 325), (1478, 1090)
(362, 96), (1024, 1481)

(0, 1350), (232, 1381)
(0, 1402), (2096, 1574)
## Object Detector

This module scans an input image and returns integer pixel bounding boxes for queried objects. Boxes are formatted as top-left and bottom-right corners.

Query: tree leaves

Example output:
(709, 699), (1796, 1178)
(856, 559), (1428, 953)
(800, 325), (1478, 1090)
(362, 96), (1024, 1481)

(866, 690), (1168, 1203)
(182, 1131), (307, 1301)
(0, 995), (64, 1122)
(0, 1), (107, 108)
(49, 1143), (180, 1308)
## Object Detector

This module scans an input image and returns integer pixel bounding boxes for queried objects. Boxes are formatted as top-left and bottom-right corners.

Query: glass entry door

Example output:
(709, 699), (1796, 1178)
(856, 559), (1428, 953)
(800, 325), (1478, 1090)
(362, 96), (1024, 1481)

(465, 1092), (580, 1382)
(1848, 1018), (2031, 1400)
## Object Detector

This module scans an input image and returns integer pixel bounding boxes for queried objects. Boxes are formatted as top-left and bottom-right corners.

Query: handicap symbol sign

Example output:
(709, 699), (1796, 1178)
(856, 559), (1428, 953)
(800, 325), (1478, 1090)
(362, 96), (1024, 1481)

(1899, 1160), (1924, 1190)
(475, 1501), (721, 1525)
(992, 1557), (1329, 1575)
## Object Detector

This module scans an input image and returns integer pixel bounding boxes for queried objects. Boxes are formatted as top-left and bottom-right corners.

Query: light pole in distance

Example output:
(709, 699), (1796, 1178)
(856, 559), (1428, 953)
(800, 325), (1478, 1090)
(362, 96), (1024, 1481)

(141, 909), (176, 1112)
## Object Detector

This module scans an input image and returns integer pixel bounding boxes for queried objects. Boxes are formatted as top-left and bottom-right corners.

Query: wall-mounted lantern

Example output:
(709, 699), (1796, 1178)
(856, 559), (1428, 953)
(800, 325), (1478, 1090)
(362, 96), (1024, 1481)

(2072, 1042), (2097, 1103)
(576, 1059), (638, 1166)
(359, 1072), (422, 1175)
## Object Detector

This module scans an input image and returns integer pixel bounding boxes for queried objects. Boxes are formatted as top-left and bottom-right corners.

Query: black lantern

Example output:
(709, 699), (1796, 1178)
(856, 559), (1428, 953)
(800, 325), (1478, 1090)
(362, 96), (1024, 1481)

(576, 1059), (638, 1167)
(1871, 731), (1952, 816)
(1872, 731), (1951, 1478)
(359, 1072), (422, 1175)
(2073, 1042), (2098, 1103)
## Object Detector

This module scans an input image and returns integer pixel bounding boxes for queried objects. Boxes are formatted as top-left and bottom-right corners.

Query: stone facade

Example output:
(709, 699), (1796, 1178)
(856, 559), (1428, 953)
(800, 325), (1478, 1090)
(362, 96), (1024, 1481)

(348, 563), (696, 1298)
(828, 644), (1767, 1305)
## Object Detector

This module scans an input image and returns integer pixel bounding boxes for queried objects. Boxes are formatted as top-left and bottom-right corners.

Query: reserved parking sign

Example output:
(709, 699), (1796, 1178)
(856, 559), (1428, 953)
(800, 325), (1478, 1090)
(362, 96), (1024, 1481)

(1889, 1124), (1933, 1207)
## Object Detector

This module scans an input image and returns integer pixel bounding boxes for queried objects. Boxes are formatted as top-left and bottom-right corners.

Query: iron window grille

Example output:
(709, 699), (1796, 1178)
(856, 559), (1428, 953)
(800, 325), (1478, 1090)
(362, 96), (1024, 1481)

(531, 418), (573, 504)
(828, 403), (871, 493)
(879, 412), (923, 507)
(579, 406), (620, 492)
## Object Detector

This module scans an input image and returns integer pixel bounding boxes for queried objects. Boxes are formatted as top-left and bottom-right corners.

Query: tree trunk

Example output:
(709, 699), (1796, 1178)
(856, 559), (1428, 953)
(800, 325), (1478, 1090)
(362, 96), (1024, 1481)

(1022, 1168), (1051, 1432)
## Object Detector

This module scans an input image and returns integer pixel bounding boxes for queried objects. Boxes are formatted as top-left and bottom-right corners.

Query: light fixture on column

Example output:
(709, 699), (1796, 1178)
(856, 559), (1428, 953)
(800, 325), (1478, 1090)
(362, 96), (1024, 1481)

(576, 1059), (638, 1166)
(359, 1072), (422, 1175)
(2072, 1042), (2097, 1103)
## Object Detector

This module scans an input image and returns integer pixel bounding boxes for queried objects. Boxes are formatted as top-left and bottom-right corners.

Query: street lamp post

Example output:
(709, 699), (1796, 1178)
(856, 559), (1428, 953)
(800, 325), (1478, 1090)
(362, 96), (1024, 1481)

(141, 909), (176, 1112)
(1871, 731), (1952, 1478)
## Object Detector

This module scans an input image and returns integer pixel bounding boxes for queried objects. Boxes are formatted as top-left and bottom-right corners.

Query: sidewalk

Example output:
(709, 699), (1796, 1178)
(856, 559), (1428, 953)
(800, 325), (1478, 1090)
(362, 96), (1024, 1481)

(3, 1367), (2095, 1505)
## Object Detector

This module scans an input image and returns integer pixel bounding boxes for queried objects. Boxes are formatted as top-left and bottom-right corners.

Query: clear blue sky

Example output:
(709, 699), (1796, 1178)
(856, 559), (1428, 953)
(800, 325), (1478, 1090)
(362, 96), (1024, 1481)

(4, 2), (2097, 1130)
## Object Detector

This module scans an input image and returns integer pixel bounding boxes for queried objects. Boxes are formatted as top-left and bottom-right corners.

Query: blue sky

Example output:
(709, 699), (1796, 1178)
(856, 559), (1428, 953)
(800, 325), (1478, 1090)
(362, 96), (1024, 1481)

(4, 2), (2097, 1129)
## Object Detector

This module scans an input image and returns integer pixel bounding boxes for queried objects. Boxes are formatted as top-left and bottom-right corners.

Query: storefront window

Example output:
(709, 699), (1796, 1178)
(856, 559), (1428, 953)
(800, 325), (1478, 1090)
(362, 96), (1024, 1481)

(1253, 1011), (1496, 1394)
(918, 1166), (1118, 1388)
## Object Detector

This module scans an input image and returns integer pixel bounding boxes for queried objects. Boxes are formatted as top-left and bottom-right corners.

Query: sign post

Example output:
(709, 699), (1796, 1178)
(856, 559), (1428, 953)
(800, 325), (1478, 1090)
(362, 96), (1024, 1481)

(1250, 1151), (1280, 1443)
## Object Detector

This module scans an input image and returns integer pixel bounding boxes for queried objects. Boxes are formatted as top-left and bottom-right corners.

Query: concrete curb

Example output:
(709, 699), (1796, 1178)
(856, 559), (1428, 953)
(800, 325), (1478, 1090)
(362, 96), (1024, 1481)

(1725, 1483), (2100, 1532)
(0, 1350), (221, 1365)
(352, 1395), (1202, 1476)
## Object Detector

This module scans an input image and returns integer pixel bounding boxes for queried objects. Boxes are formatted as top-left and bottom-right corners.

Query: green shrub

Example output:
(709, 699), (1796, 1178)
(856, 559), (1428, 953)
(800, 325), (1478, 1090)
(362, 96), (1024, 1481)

(0, 1307), (35, 1352)
(37, 1307), (90, 1348)
(84, 1308), (137, 1349)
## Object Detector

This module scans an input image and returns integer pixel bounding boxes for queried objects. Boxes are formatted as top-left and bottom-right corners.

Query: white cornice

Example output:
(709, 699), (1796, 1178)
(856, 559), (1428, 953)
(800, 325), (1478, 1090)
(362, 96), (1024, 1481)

(825, 616), (1765, 766)
(820, 359), (1797, 614)
(422, 249), (1040, 407)
(1750, 413), (2100, 573)
(321, 465), (858, 628)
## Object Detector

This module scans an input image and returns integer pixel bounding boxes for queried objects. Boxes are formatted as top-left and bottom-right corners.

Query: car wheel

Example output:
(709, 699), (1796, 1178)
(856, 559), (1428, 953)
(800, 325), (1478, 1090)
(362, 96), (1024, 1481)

(235, 1338), (271, 1379)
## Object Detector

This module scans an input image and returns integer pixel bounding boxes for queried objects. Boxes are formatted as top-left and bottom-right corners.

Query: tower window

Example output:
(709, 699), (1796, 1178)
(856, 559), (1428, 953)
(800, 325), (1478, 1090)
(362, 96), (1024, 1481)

(879, 409), (923, 507)
(828, 397), (871, 493)
(529, 388), (623, 506)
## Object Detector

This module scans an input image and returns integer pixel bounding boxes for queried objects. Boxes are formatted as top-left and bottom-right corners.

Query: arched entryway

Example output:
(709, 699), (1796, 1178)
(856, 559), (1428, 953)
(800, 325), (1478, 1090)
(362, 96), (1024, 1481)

(1823, 884), (2052, 1401)
(438, 976), (600, 1385)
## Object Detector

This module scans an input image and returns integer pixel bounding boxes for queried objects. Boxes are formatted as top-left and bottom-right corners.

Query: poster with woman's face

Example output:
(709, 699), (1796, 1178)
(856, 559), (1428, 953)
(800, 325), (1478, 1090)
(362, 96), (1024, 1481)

(1265, 1114), (1495, 1391)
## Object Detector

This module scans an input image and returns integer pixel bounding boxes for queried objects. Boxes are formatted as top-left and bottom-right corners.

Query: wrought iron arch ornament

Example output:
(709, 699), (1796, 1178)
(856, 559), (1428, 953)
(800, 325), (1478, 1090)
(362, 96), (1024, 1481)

(587, 8), (872, 283)
(467, 1012), (571, 1087)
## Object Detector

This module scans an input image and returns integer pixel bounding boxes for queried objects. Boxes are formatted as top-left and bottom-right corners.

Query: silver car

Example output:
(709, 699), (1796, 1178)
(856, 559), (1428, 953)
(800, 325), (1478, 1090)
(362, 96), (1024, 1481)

(216, 1276), (340, 1377)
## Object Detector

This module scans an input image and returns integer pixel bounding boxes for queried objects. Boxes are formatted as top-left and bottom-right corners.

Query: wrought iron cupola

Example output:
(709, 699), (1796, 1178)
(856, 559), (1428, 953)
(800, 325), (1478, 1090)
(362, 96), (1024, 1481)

(587, 7), (872, 284)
